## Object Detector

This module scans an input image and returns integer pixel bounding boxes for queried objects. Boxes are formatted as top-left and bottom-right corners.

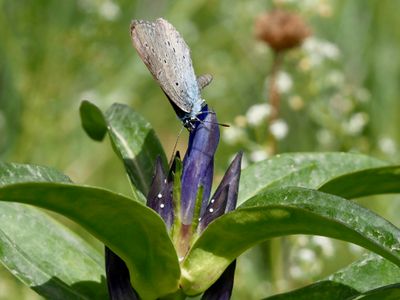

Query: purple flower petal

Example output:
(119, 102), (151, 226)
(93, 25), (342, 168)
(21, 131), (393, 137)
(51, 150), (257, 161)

(201, 260), (236, 300)
(105, 246), (139, 300)
(181, 108), (219, 225)
(198, 185), (229, 232)
(147, 156), (174, 229)
(198, 152), (242, 231)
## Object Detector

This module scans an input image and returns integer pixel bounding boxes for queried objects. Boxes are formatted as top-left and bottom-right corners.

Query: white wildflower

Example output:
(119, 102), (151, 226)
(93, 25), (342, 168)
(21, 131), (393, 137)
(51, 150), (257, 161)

(250, 150), (269, 162)
(298, 248), (316, 262)
(379, 137), (397, 155)
(270, 119), (289, 140)
(311, 236), (334, 257)
(246, 103), (272, 127)
(275, 71), (293, 94)
(346, 112), (369, 135)
(316, 129), (334, 146)
(302, 37), (340, 66)
(98, 0), (120, 21)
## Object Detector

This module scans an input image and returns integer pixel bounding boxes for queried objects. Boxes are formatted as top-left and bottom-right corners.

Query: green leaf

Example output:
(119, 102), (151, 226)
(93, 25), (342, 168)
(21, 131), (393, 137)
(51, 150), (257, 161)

(349, 283), (400, 299)
(0, 162), (72, 186)
(79, 100), (108, 141)
(238, 153), (387, 205)
(0, 182), (180, 299)
(264, 253), (400, 299)
(329, 253), (400, 294)
(319, 165), (400, 198)
(181, 187), (400, 295)
(0, 163), (107, 299)
(262, 281), (359, 300)
(79, 101), (167, 196)
(0, 203), (108, 300)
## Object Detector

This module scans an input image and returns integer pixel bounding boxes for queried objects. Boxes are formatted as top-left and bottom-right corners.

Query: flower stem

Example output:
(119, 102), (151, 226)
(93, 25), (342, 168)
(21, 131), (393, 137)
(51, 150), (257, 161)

(268, 51), (284, 154)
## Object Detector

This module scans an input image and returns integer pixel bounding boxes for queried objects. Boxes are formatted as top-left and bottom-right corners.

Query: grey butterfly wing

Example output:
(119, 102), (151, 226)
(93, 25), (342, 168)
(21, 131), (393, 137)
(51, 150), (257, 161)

(131, 18), (201, 114)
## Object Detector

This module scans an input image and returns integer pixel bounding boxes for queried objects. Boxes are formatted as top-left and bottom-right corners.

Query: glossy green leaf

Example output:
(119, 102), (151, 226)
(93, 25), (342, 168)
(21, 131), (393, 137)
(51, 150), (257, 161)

(238, 153), (387, 205)
(0, 182), (180, 299)
(0, 203), (108, 300)
(0, 163), (107, 299)
(79, 100), (108, 141)
(79, 100), (167, 196)
(264, 252), (400, 299)
(319, 165), (400, 198)
(181, 187), (400, 295)
(349, 283), (400, 299)
(329, 253), (400, 293)
(262, 281), (359, 300)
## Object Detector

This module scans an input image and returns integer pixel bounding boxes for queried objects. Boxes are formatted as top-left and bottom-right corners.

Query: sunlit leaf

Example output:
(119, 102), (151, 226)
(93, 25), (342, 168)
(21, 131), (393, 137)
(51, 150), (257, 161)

(0, 163), (107, 299)
(182, 187), (400, 295)
(319, 165), (400, 198)
(0, 182), (180, 299)
(238, 153), (387, 205)
(80, 101), (167, 196)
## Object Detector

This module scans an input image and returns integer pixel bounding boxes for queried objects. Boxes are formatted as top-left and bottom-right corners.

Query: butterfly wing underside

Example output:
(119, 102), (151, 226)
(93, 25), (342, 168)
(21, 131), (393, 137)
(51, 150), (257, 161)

(130, 18), (202, 114)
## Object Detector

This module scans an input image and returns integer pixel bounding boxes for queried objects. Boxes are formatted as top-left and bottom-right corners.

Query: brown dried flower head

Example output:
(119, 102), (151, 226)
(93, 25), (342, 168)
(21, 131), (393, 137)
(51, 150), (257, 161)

(255, 9), (311, 52)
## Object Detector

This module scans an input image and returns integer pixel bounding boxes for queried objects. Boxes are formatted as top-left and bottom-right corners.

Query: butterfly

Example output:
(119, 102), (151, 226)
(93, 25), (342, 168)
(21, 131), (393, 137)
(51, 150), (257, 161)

(130, 18), (213, 131)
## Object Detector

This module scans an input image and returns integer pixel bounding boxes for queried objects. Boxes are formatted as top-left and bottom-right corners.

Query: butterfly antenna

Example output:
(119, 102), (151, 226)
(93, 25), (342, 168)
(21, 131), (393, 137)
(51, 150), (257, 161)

(195, 116), (230, 128)
(169, 125), (184, 170)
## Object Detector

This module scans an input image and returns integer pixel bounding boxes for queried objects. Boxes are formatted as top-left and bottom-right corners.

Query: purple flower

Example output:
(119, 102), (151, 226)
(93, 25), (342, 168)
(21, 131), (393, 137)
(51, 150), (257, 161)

(106, 108), (242, 299)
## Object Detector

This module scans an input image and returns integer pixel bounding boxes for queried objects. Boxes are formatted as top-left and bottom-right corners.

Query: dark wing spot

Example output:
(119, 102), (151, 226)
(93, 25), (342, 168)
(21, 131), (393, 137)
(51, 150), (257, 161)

(173, 48), (176, 52)
(164, 59), (167, 63)
(167, 41), (170, 46)
(175, 82), (179, 86)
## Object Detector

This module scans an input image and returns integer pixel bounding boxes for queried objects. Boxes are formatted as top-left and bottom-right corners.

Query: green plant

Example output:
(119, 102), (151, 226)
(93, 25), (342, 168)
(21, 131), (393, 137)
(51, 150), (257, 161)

(0, 99), (400, 299)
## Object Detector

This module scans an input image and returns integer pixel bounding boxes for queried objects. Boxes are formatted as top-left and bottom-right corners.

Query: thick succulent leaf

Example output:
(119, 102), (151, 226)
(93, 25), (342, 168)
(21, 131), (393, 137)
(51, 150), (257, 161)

(80, 101), (167, 196)
(0, 163), (107, 299)
(181, 187), (400, 295)
(238, 153), (387, 205)
(319, 165), (400, 198)
(0, 182), (180, 299)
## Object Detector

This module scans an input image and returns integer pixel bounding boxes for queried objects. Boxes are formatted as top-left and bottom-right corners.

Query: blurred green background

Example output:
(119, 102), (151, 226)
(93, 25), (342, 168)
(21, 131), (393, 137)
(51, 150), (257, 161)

(1, 0), (399, 299)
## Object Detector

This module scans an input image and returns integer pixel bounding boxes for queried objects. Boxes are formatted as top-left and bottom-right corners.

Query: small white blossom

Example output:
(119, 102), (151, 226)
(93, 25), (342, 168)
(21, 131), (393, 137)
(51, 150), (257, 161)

(275, 71), (293, 94)
(379, 137), (397, 155)
(316, 129), (334, 146)
(346, 112), (369, 135)
(298, 248), (316, 262)
(302, 37), (340, 66)
(98, 0), (120, 21)
(311, 236), (334, 257)
(246, 103), (272, 127)
(250, 150), (269, 162)
(270, 119), (289, 140)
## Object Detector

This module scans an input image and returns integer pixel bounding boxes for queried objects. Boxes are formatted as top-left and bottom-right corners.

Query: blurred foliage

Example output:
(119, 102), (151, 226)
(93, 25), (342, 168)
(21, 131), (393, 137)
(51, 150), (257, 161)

(1, 0), (400, 299)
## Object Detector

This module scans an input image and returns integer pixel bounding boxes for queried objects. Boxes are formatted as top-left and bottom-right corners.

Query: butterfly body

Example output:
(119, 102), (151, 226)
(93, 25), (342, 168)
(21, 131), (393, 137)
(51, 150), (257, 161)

(131, 18), (208, 130)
